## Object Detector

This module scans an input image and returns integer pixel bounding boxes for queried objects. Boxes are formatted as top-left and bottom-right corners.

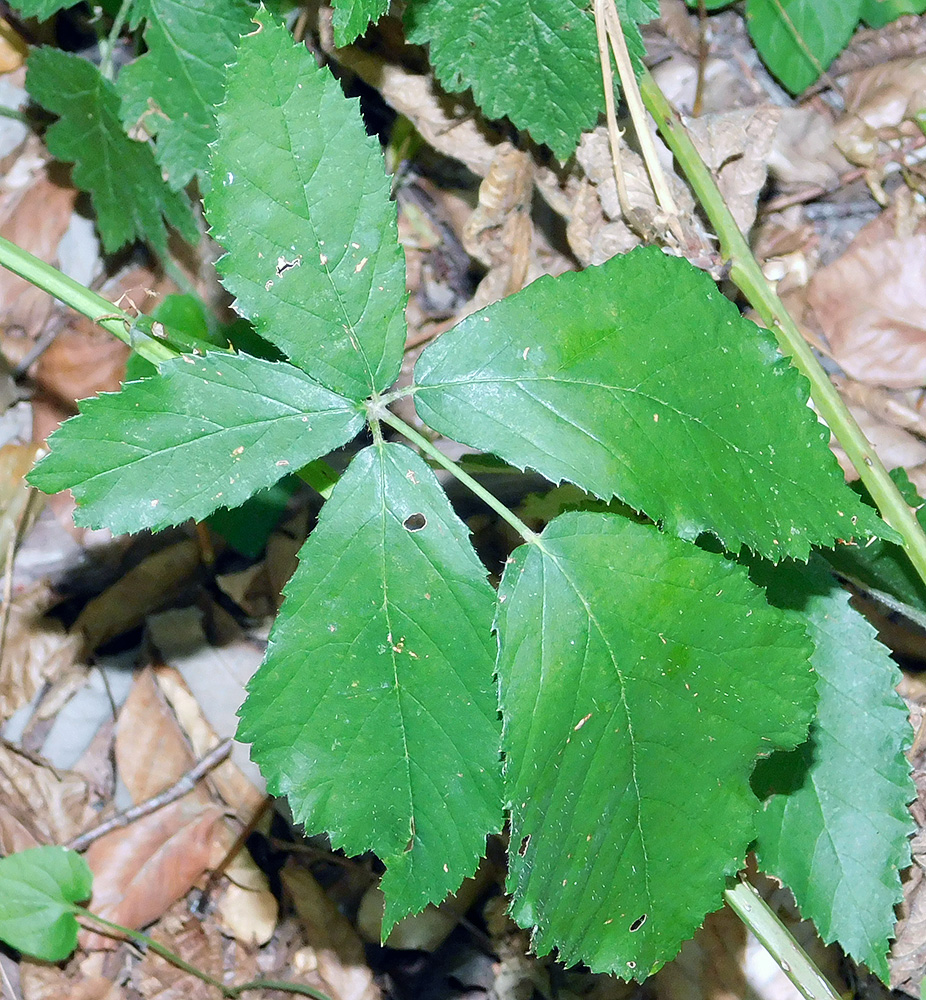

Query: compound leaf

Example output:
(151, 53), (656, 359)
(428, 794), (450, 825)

(238, 442), (502, 929)
(207, 9), (407, 401)
(0, 847), (92, 962)
(332, 0), (390, 45)
(404, 0), (657, 160)
(28, 353), (363, 535)
(752, 558), (913, 982)
(497, 512), (816, 977)
(118, 0), (255, 192)
(744, 0), (863, 93)
(26, 48), (197, 254)
(415, 247), (888, 561)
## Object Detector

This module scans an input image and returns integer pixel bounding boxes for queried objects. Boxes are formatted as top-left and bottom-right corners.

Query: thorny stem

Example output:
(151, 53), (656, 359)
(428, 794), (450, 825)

(76, 909), (332, 999)
(639, 68), (926, 589)
(0, 236), (176, 366)
(377, 410), (538, 544)
(724, 880), (841, 1000)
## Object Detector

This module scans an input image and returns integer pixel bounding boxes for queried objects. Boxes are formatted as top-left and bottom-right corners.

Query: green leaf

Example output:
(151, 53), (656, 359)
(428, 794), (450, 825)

(752, 558), (913, 982)
(207, 9), (407, 401)
(827, 468), (926, 615)
(496, 512), (816, 977)
(117, 0), (255, 192)
(415, 247), (887, 561)
(861, 0), (926, 27)
(744, 0), (863, 93)
(7, 0), (81, 18)
(238, 442), (502, 929)
(404, 0), (657, 160)
(28, 353), (363, 535)
(332, 0), (390, 45)
(207, 476), (298, 558)
(26, 48), (197, 254)
(0, 846), (92, 962)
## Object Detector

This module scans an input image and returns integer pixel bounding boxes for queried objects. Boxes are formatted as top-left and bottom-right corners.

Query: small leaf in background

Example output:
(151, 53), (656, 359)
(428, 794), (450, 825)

(415, 246), (889, 561)
(827, 468), (926, 615)
(496, 512), (816, 977)
(332, 0), (390, 45)
(860, 0), (926, 27)
(238, 442), (502, 930)
(117, 0), (255, 192)
(207, 477), (298, 558)
(0, 846), (91, 961)
(752, 557), (913, 983)
(26, 48), (197, 254)
(207, 9), (407, 401)
(403, 0), (659, 160)
(744, 0), (863, 93)
(27, 353), (364, 534)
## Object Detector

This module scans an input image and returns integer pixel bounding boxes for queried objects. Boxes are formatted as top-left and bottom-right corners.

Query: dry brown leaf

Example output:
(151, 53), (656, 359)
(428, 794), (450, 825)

(115, 668), (202, 804)
(0, 18), (27, 74)
(767, 108), (849, 190)
(0, 742), (103, 853)
(831, 402), (926, 482)
(82, 796), (226, 950)
(0, 580), (81, 723)
(806, 212), (926, 390)
(685, 105), (780, 236)
(214, 849), (278, 948)
(0, 174), (76, 342)
(19, 956), (126, 1000)
(147, 608), (266, 805)
(283, 865), (381, 1000)
(73, 539), (202, 652)
(0, 442), (44, 558)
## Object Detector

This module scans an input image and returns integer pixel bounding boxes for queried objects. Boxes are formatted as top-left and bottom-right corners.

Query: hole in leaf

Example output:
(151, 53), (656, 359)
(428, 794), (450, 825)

(404, 512), (427, 531)
(629, 914), (647, 932)
(517, 835), (531, 857)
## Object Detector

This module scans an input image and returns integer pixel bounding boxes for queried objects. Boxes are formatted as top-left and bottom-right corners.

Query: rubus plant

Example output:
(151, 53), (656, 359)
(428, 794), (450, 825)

(0, 0), (921, 993)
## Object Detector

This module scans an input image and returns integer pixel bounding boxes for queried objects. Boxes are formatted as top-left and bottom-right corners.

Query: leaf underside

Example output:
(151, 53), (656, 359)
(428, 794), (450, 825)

(415, 246), (888, 561)
(26, 48), (196, 254)
(752, 558), (913, 983)
(497, 512), (816, 978)
(238, 442), (502, 930)
(7, 0), (81, 18)
(28, 353), (363, 535)
(744, 0), (862, 93)
(118, 0), (255, 192)
(860, 0), (926, 27)
(0, 846), (92, 962)
(207, 9), (407, 401)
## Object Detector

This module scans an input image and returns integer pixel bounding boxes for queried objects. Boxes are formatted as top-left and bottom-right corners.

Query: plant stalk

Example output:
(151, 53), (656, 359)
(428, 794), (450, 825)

(639, 68), (926, 588)
(724, 880), (841, 1000)
(377, 410), (538, 543)
(0, 236), (222, 366)
(77, 909), (332, 999)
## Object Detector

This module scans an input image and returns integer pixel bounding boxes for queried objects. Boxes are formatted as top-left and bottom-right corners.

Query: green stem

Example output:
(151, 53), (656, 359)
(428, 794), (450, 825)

(77, 909), (332, 999)
(377, 410), (537, 543)
(724, 881), (841, 1000)
(639, 68), (926, 588)
(99, 0), (135, 81)
(0, 236), (222, 365)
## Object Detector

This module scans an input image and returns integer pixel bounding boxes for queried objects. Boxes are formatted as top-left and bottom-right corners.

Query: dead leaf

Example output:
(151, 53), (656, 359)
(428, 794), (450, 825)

(214, 848), (278, 948)
(685, 105), (780, 236)
(806, 212), (926, 390)
(0, 742), (103, 852)
(283, 865), (381, 1000)
(82, 796), (226, 950)
(73, 539), (202, 652)
(0, 581), (81, 723)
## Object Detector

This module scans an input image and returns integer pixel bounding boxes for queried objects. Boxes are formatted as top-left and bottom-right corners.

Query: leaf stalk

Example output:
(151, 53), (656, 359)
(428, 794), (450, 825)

(724, 880), (841, 1000)
(638, 69), (926, 588)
